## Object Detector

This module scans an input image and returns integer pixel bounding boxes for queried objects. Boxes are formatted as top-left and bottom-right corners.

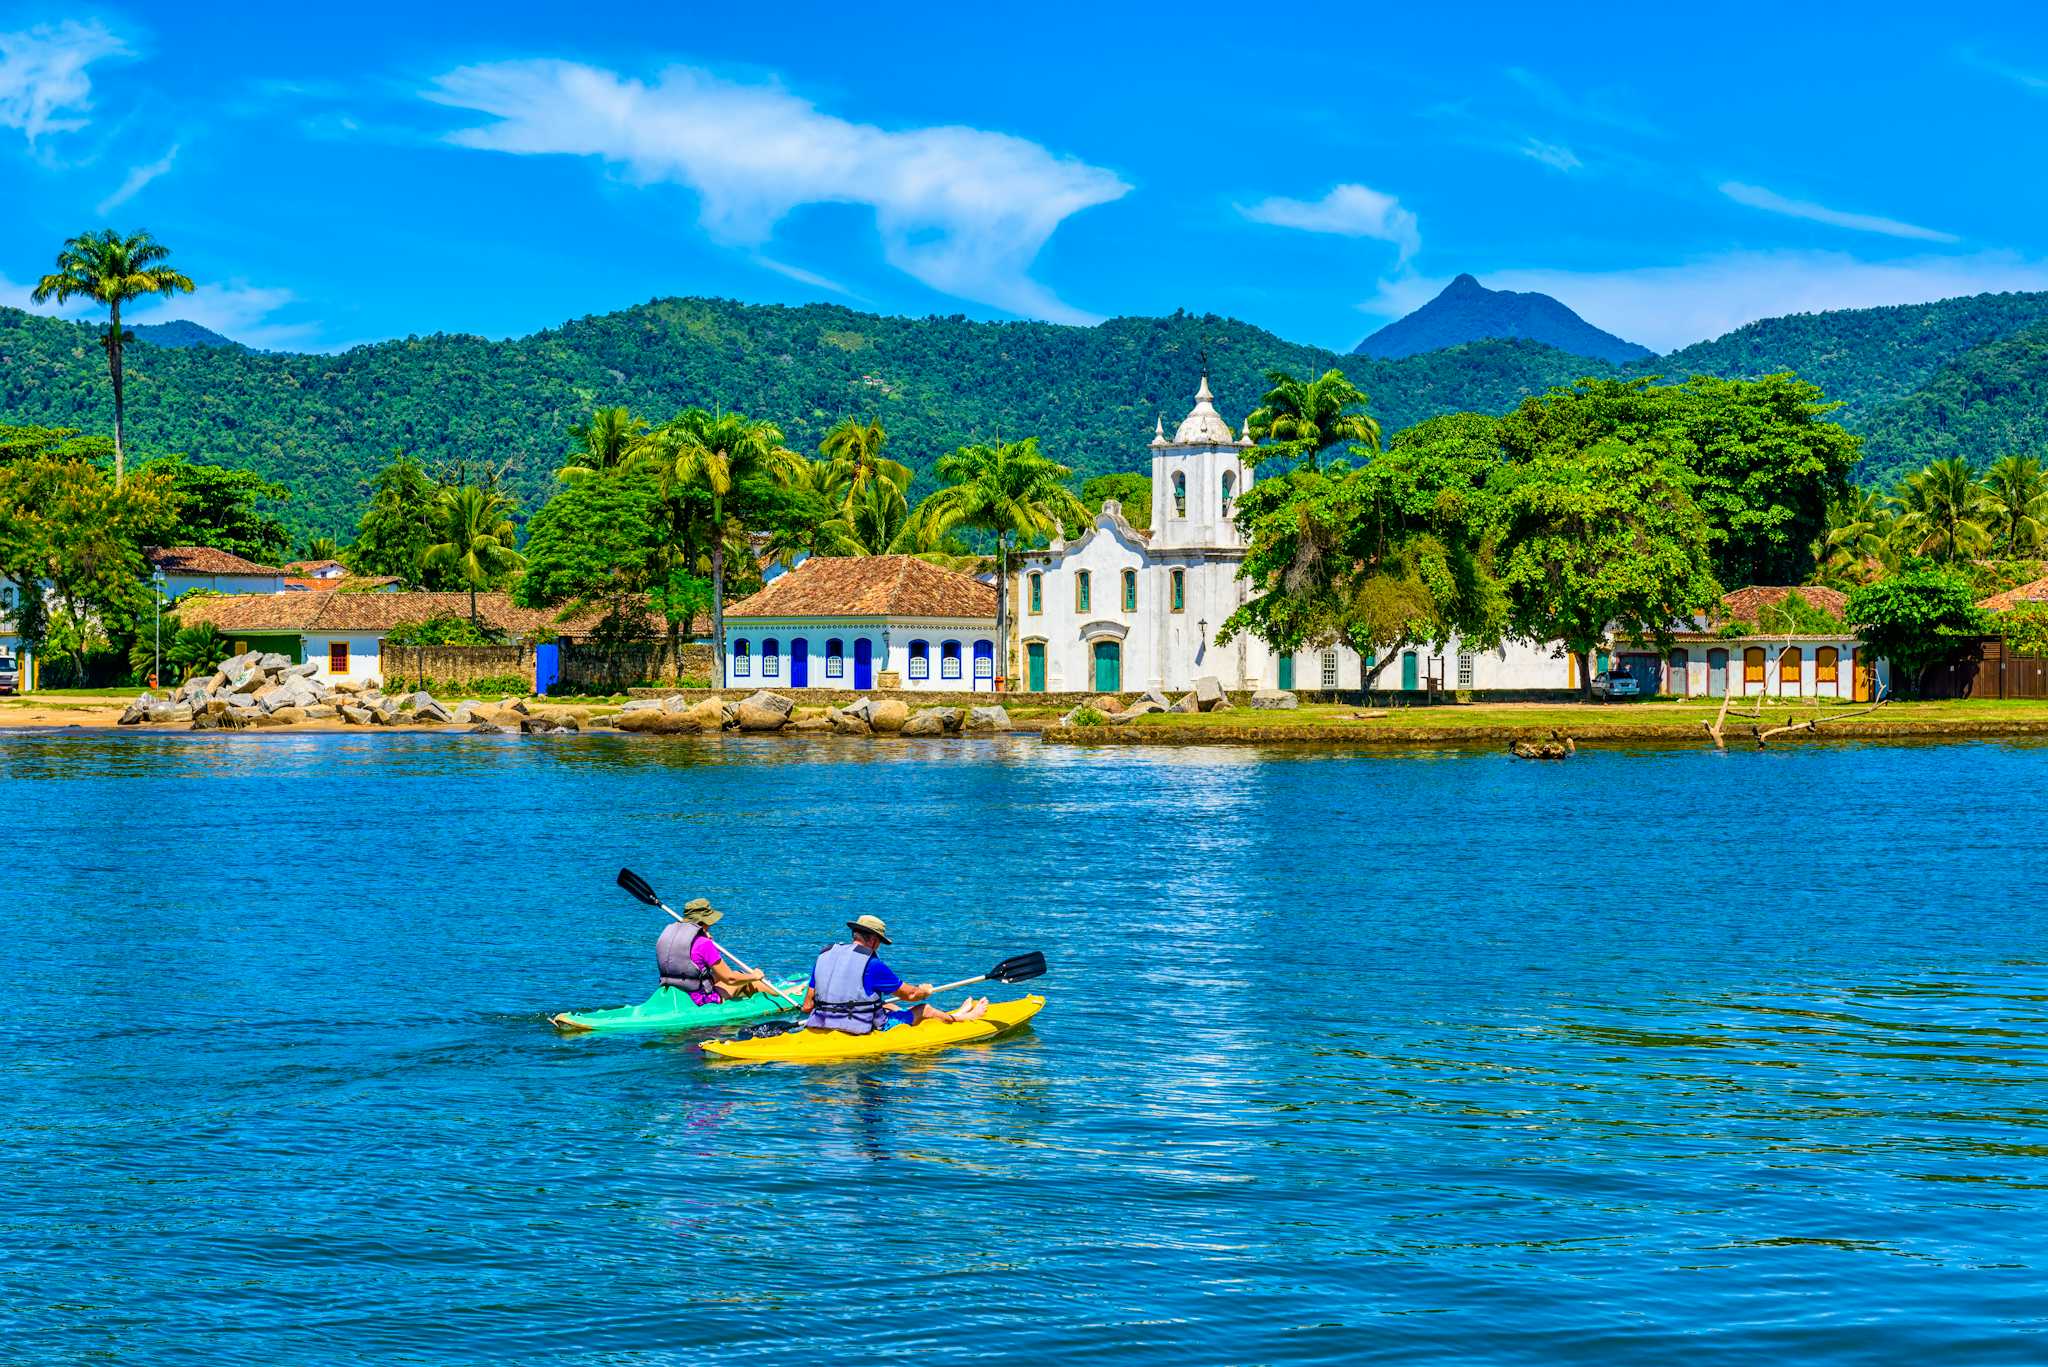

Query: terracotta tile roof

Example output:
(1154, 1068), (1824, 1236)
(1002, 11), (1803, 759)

(725, 555), (996, 620)
(147, 545), (283, 577)
(1980, 575), (2048, 611)
(1715, 585), (1849, 622)
(178, 590), (694, 638)
(283, 574), (397, 593)
(284, 559), (348, 576)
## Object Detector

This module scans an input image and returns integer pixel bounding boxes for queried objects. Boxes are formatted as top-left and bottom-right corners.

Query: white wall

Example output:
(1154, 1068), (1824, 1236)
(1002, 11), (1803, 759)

(1659, 639), (1879, 699)
(724, 620), (1003, 692)
(302, 632), (386, 685)
(165, 571), (283, 598)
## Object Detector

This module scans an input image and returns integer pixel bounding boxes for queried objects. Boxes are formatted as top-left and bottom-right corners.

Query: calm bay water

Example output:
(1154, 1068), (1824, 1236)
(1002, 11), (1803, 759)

(4, 731), (2047, 1364)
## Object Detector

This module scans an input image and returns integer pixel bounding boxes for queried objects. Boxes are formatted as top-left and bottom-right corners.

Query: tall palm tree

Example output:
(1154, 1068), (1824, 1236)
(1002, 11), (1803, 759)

(31, 229), (195, 487)
(914, 438), (1090, 689)
(761, 456), (859, 567)
(638, 409), (798, 686)
(1812, 487), (1891, 584)
(300, 536), (344, 562)
(556, 406), (649, 483)
(1244, 367), (1381, 469)
(852, 469), (914, 554)
(819, 416), (911, 516)
(1892, 457), (1995, 562)
(1981, 453), (2048, 556)
(422, 485), (525, 627)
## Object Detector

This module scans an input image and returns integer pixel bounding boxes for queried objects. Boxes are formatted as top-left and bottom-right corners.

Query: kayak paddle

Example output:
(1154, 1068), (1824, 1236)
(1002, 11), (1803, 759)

(615, 868), (804, 1012)
(922, 950), (1047, 997)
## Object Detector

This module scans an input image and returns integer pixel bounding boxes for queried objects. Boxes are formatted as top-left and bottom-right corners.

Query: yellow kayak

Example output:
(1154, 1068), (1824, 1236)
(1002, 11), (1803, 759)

(699, 995), (1045, 1063)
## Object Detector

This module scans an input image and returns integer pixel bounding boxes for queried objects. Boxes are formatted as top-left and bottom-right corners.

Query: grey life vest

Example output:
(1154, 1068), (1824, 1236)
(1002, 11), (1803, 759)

(805, 942), (889, 1034)
(656, 921), (716, 996)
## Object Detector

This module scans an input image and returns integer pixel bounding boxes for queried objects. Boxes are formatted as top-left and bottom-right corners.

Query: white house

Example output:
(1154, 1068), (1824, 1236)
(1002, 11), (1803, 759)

(1014, 375), (1574, 694)
(1652, 586), (1883, 700)
(146, 546), (285, 597)
(721, 555), (999, 691)
(177, 591), (561, 686)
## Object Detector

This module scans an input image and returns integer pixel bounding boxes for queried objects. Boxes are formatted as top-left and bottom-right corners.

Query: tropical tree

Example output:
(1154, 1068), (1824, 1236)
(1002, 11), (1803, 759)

(1892, 457), (1994, 562)
(1845, 569), (1984, 696)
(135, 455), (292, 563)
(30, 229), (195, 487)
(1813, 487), (1894, 585)
(819, 417), (909, 516)
(638, 409), (799, 686)
(351, 451), (442, 585)
(557, 406), (649, 483)
(914, 438), (1089, 688)
(850, 469), (913, 553)
(761, 457), (857, 566)
(1244, 368), (1381, 469)
(1980, 454), (2048, 556)
(422, 484), (525, 627)
(300, 536), (343, 562)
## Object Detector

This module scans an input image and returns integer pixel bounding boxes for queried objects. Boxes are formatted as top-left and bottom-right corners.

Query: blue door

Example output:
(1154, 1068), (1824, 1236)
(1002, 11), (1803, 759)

(534, 642), (560, 697)
(791, 638), (809, 688)
(853, 639), (873, 691)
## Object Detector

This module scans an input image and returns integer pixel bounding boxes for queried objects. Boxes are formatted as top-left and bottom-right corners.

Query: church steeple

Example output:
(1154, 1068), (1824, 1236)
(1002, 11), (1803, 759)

(1172, 372), (1234, 445)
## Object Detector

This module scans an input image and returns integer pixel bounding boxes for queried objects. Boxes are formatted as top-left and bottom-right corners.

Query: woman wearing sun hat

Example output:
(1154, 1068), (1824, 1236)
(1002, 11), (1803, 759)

(799, 914), (988, 1034)
(654, 897), (770, 1005)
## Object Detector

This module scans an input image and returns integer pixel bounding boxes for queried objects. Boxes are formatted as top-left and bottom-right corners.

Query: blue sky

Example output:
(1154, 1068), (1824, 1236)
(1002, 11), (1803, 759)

(6, 3), (2048, 354)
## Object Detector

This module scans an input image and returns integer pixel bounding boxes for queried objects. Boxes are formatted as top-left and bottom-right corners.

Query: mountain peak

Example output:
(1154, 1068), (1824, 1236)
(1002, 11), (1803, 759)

(1354, 273), (1652, 364)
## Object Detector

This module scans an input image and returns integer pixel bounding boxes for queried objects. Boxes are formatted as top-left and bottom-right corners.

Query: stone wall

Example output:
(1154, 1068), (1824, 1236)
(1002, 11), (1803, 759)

(379, 644), (532, 690)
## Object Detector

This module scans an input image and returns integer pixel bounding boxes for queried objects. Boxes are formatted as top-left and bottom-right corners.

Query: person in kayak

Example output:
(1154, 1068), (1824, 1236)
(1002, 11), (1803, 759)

(799, 914), (988, 1034)
(657, 898), (770, 1005)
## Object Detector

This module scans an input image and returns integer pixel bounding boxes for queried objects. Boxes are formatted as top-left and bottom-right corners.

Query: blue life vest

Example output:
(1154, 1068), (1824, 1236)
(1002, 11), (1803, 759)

(806, 942), (889, 1034)
(656, 922), (715, 996)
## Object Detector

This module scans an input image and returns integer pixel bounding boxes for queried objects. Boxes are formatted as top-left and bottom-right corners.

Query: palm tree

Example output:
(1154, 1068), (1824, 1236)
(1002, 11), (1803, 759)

(851, 470), (913, 553)
(1244, 367), (1381, 469)
(422, 485), (525, 627)
(557, 406), (649, 483)
(914, 438), (1090, 689)
(300, 536), (344, 562)
(819, 417), (911, 516)
(638, 409), (799, 687)
(1892, 457), (1995, 562)
(30, 229), (195, 487)
(1981, 453), (2048, 556)
(1812, 488), (1891, 584)
(761, 456), (859, 567)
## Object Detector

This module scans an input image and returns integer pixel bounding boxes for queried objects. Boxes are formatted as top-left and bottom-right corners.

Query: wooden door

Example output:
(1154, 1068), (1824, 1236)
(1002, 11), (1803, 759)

(854, 639), (873, 691)
(790, 638), (809, 688)
(1026, 643), (1045, 692)
(1092, 640), (1121, 692)
(1707, 649), (1727, 697)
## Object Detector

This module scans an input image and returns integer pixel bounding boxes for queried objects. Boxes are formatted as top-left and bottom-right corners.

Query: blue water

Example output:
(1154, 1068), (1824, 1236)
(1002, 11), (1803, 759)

(4, 732), (2048, 1364)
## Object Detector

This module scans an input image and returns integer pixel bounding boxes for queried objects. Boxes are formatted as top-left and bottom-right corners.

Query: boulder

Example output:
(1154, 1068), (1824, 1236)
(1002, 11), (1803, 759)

(680, 698), (726, 731)
(303, 704), (338, 720)
(1170, 692), (1200, 714)
(619, 708), (704, 734)
(1086, 694), (1125, 713)
(964, 705), (1013, 733)
(257, 652), (291, 671)
(825, 706), (871, 737)
(900, 707), (950, 737)
(789, 714), (834, 732)
(340, 704), (373, 726)
(734, 700), (791, 732)
(1251, 689), (1300, 711)
(118, 695), (153, 726)
(658, 693), (691, 714)
(469, 721), (508, 734)
(521, 714), (580, 735)
(1109, 700), (1167, 724)
(286, 660), (320, 678)
(1211, 698), (1233, 712)
(866, 698), (910, 734)
(147, 702), (193, 724)
(415, 699), (454, 724)
(250, 708), (298, 728)
(843, 696), (875, 721)
(740, 690), (795, 721)
(1140, 689), (1171, 710)
(621, 698), (663, 713)
(228, 670), (265, 696)
(1193, 676), (1226, 710)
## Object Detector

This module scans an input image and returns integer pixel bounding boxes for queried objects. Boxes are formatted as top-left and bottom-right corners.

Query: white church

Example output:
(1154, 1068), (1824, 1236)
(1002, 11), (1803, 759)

(1013, 375), (1572, 695)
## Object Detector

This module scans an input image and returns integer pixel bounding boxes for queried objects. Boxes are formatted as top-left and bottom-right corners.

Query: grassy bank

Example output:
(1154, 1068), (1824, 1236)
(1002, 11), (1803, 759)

(1042, 697), (2048, 746)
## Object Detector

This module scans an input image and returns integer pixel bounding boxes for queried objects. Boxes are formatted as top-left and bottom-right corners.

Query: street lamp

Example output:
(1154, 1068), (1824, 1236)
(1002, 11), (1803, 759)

(151, 568), (166, 689)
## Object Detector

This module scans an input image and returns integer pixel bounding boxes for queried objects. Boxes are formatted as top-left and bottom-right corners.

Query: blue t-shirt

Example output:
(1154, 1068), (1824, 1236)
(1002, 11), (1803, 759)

(809, 950), (902, 997)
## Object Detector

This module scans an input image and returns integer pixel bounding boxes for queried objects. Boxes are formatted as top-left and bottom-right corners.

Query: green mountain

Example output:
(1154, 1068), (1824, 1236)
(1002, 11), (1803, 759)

(0, 299), (1598, 539)
(12, 286), (2048, 540)
(1356, 273), (1652, 363)
(131, 320), (243, 349)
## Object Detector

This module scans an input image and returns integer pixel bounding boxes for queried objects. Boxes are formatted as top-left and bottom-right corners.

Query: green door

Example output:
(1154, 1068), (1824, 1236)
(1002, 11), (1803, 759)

(1401, 651), (1418, 690)
(1277, 654), (1294, 690)
(1026, 642), (1046, 692)
(1092, 640), (1121, 692)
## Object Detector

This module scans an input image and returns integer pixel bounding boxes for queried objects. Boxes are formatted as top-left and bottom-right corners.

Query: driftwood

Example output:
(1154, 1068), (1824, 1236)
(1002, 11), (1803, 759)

(1702, 634), (1892, 750)
(1752, 696), (1891, 747)
(1509, 730), (1577, 760)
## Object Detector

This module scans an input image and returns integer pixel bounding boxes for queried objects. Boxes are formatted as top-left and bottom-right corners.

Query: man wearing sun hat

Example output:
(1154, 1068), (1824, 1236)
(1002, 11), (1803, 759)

(655, 897), (768, 1006)
(798, 914), (987, 1034)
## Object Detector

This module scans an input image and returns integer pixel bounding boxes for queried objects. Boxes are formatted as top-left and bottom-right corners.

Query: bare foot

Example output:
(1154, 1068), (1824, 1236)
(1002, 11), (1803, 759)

(956, 997), (989, 1021)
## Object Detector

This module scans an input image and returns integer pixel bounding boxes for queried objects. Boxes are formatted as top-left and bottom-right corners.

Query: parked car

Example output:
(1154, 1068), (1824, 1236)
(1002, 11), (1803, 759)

(1590, 670), (1639, 700)
(0, 653), (17, 696)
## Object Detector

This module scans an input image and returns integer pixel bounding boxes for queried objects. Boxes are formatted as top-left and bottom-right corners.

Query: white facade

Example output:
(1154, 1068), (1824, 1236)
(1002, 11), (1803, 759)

(1655, 637), (1884, 700)
(163, 569), (283, 597)
(302, 632), (387, 686)
(723, 619), (1003, 692)
(1016, 377), (1576, 695)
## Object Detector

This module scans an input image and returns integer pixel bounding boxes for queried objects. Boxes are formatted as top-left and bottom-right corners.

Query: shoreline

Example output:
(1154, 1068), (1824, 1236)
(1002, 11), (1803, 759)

(1041, 718), (2048, 746)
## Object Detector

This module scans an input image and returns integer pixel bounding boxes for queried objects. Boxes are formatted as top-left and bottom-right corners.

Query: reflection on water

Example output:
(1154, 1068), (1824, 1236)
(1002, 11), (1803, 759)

(2, 732), (2047, 1364)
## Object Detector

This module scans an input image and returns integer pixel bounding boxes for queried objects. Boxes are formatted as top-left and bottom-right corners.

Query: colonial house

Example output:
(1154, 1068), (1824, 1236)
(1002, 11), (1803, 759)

(1013, 375), (1571, 694)
(146, 546), (285, 597)
(720, 554), (998, 691)
(177, 591), (563, 685)
(281, 560), (397, 593)
(1654, 586), (1881, 699)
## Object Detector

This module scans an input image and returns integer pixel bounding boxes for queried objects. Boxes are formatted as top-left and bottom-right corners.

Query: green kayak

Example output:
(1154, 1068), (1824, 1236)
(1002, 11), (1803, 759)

(551, 981), (806, 1034)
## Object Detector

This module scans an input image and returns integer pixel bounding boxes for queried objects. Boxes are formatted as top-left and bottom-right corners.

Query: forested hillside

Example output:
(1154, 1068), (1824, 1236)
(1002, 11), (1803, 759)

(0, 299), (1599, 538)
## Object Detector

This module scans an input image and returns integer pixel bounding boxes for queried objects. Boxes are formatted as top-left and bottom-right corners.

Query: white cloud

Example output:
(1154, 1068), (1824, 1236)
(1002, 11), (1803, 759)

(1519, 138), (1581, 173)
(96, 142), (178, 214)
(423, 60), (1128, 325)
(0, 19), (126, 146)
(752, 254), (854, 298)
(1236, 183), (1420, 260)
(1360, 250), (2048, 353)
(130, 282), (319, 351)
(1719, 181), (1959, 244)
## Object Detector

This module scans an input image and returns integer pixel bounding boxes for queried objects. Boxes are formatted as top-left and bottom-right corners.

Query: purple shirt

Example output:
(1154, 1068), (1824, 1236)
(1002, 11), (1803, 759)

(687, 935), (724, 1005)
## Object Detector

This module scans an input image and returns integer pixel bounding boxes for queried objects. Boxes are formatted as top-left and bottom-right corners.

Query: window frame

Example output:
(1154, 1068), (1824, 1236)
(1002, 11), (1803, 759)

(1779, 646), (1802, 693)
(825, 638), (845, 679)
(761, 638), (780, 678)
(1075, 570), (1091, 613)
(1743, 646), (1765, 684)
(908, 639), (930, 681)
(732, 638), (752, 677)
(327, 641), (349, 674)
(1028, 572), (1042, 615)
(1320, 649), (1339, 689)
(1221, 470), (1235, 518)
(1120, 569), (1137, 613)
(1170, 568), (1185, 612)
(1815, 646), (1839, 684)
(1172, 471), (1186, 518)
(940, 639), (962, 680)
(972, 640), (994, 682)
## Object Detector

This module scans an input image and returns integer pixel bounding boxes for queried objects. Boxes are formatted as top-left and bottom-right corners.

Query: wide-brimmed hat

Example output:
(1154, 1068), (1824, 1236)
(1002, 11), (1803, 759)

(682, 897), (722, 926)
(846, 914), (891, 945)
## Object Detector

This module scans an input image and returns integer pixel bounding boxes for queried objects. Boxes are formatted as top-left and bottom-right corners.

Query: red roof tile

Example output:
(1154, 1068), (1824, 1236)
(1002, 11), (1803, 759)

(1980, 575), (2048, 611)
(147, 545), (283, 576)
(725, 555), (996, 620)
(1715, 585), (1849, 622)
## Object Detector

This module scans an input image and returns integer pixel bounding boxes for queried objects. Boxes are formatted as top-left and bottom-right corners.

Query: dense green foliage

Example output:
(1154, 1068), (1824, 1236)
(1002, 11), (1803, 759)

(384, 612), (509, 647)
(0, 299), (1605, 538)
(1845, 570), (1985, 696)
(1997, 601), (2048, 658)
(135, 455), (292, 562)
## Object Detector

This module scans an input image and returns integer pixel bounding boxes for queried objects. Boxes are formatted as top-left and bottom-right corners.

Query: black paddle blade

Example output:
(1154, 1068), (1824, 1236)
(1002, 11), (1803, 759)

(616, 868), (660, 907)
(987, 951), (1046, 984)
